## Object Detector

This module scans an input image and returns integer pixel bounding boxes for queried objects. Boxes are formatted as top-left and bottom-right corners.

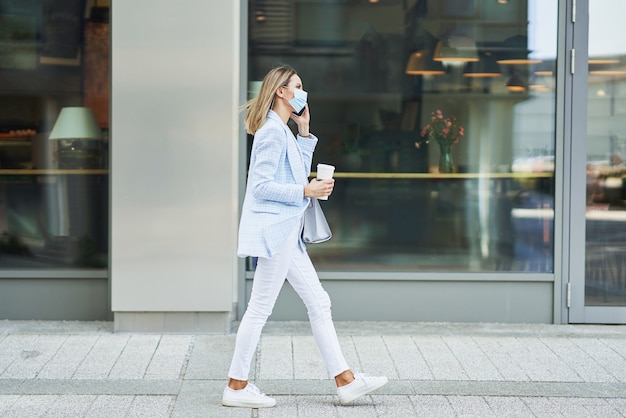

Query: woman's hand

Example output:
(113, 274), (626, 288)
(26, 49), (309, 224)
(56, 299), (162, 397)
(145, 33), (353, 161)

(304, 178), (334, 199)
(290, 104), (310, 137)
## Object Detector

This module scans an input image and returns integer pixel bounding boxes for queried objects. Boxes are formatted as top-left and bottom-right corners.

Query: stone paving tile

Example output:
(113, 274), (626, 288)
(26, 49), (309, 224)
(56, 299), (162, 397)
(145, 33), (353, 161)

(37, 335), (99, 379)
(338, 336), (360, 373)
(573, 338), (626, 383)
(409, 394), (456, 417)
(109, 335), (161, 380)
(126, 395), (175, 418)
(518, 338), (559, 381)
(607, 398), (626, 415)
(84, 395), (134, 417)
(259, 378), (334, 396)
(549, 396), (624, 418)
(0, 338), (19, 378)
(484, 395), (536, 417)
(517, 337), (581, 383)
(0, 335), (67, 380)
(370, 394), (417, 416)
(521, 396), (570, 417)
(601, 338), (626, 383)
(292, 336), (328, 380)
(208, 406), (251, 418)
(0, 395), (19, 415)
(336, 399), (379, 418)
(604, 337), (626, 359)
(170, 380), (235, 418)
(503, 337), (547, 383)
(444, 335), (504, 381)
(73, 335), (130, 380)
(291, 395), (338, 417)
(184, 335), (232, 380)
(259, 336), (293, 380)
(473, 336), (531, 381)
(447, 394), (494, 417)
(540, 336), (618, 383)
(543, 345), (585, 382)
(144, 335), (192, 380)
(383, 335), (432, 380)
(415, 336), (469, 381)
(3, 394), (57, 417)
(351, 336), (396, 378)
(258, 395), (298, 417)
(42, 394), (96, 417)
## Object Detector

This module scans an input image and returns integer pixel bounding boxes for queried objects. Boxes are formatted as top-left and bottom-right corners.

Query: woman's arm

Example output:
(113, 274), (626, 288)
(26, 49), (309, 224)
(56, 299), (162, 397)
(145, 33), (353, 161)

(298, 133), (318, 176)
(249, 125), (304, 205)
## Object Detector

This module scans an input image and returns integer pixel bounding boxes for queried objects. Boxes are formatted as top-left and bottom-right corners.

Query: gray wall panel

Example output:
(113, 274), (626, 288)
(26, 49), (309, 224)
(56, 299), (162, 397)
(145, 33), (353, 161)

(248, 280), (554, 323)
(111, 0), (239, 315)
(0, 279), (108, 320)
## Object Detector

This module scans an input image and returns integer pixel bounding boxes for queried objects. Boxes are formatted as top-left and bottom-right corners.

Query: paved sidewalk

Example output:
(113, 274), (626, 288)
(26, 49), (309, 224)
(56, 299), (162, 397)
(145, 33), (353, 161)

(0, 320), (625, 417)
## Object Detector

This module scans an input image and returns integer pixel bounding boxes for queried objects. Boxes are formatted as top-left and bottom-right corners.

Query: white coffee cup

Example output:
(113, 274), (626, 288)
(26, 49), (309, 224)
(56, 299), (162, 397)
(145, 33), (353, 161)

(316, 163), (335, 200)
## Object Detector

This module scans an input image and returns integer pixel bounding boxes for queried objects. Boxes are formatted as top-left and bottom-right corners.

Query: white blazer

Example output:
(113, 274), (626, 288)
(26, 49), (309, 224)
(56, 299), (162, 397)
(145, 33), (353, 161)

(237, 110), (317, 258)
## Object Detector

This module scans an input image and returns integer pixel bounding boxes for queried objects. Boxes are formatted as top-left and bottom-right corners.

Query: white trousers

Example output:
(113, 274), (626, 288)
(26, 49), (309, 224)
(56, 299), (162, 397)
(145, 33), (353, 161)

(228, 221), (349, 380)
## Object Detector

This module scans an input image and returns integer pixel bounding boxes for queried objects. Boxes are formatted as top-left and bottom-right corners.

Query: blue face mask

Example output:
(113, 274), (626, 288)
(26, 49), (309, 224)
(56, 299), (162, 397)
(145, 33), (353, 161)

(289, 88), (308, 116)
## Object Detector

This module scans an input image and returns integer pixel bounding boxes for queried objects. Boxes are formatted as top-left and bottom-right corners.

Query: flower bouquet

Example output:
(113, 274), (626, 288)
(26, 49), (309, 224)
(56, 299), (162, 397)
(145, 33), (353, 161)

(415, 109), (464, 173)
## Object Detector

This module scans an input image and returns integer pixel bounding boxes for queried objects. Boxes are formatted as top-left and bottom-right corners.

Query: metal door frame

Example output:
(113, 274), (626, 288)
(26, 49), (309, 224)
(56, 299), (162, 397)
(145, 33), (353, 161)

(568, 0), (626, 323)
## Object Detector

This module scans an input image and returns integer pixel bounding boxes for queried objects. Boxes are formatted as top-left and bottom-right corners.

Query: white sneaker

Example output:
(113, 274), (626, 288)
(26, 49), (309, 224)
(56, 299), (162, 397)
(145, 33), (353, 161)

(337, 373), (388, 405)
(222, 382), (276, 408)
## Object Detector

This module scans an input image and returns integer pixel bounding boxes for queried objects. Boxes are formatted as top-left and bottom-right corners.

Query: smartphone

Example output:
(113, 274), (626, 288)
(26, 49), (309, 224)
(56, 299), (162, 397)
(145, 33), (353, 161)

(292, 106), (306, 116)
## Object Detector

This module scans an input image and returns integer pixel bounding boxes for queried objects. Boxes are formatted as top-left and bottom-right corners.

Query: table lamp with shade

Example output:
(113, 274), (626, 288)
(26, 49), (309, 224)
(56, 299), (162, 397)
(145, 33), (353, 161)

(49, 107), (102, 169)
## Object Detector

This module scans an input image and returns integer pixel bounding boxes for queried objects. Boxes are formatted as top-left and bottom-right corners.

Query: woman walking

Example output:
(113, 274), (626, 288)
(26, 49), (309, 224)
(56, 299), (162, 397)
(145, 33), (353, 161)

(222, 65), (387, 408)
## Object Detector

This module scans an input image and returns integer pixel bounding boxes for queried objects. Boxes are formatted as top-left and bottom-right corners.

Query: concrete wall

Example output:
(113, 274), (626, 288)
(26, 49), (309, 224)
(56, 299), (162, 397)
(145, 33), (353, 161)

(111, 0), (240, 332)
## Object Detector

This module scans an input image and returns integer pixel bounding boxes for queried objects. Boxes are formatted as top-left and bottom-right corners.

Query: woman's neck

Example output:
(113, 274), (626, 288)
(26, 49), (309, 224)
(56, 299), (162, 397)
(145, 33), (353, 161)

(271, 99), (291, 125)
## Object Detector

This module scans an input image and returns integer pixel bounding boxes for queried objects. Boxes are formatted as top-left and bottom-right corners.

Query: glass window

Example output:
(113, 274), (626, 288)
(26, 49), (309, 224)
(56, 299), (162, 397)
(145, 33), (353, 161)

(0, 1), (109, 268)
(247, 0), (558, 273)
(584, 0), (626, 306)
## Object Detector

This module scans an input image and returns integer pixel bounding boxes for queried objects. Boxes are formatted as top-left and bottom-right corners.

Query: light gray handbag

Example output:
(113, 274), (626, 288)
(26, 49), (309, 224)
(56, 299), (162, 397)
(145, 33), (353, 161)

(302, 198), (332, 244)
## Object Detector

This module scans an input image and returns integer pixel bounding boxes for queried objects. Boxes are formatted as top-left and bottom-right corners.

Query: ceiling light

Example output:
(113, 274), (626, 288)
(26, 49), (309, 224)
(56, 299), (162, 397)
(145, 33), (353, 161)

(433, 34), (479, 63)
(588, 59), (619, 64)
(497, 35), (542, 65)
(529, 85), (551, 92)
(463, 52), (502, 77)
(506, 72), (526, 92)
(589, 70), (626, 76)
(405, 50), (445, 75)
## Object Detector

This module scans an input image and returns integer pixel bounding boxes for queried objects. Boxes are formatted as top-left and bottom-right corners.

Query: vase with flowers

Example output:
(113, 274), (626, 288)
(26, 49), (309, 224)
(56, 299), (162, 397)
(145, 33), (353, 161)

(415, 109), (464, 173)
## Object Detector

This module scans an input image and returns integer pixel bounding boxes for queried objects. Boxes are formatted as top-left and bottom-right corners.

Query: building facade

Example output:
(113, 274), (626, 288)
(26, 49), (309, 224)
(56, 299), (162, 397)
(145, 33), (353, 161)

(0, 0), (624, 331)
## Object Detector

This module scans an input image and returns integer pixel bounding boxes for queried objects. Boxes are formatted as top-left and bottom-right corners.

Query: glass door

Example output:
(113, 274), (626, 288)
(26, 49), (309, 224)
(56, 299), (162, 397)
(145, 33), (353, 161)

(570, 0), (626, 323)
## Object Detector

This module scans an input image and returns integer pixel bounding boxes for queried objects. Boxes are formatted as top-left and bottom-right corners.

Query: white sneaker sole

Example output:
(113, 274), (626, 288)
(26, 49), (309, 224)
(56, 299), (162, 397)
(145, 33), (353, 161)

(222, 399), (276, 408)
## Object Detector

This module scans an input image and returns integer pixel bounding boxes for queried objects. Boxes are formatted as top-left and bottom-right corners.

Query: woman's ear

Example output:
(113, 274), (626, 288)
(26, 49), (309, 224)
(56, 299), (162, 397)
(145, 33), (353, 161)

(275, 86), (285, 98)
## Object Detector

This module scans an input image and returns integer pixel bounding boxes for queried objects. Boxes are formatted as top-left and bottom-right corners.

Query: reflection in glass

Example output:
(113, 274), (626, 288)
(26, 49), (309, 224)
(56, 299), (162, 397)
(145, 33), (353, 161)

(0, 3), (109, 268)
(585, 0), (626, 306)
(247, 0), (557, 273)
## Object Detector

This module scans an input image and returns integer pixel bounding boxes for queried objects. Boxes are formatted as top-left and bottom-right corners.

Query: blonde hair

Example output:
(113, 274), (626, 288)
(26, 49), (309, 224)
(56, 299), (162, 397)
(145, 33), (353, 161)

(243, 65), (296, 135)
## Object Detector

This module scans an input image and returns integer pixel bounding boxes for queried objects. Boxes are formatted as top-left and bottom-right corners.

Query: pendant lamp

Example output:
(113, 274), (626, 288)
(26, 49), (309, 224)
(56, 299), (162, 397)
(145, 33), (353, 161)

(405, 50), (445, 75)
(433, 34), (479, 63)
(463, 52), (502, 78)
(497, 34), (541, 65)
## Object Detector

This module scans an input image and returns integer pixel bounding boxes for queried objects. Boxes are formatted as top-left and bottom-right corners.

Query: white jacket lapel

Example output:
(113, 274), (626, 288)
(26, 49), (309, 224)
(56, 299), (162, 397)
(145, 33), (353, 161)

(266, 111), (307, 185)
(283, 125), (307, 185)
